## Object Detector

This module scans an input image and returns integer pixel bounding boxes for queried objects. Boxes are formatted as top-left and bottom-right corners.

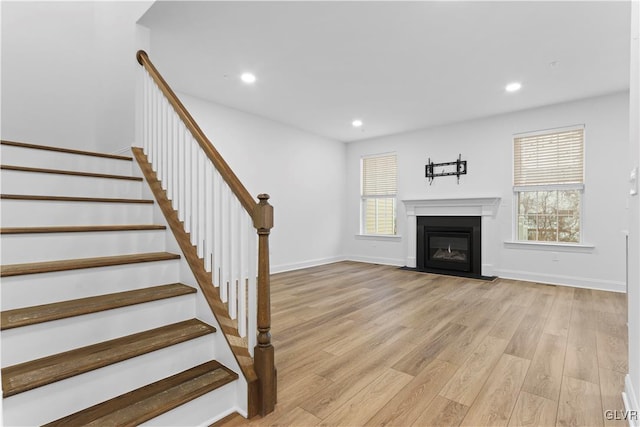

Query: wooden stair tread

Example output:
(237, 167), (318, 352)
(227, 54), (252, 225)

(1, 164), (143, 181)
(0, 194), (154, 204)
(44, 361), (237, 427)
(1, 319), (216, 397)
(1, 140), (132, 161)
(0, 252), (180, 277)
(0, 224), (166, 234)
(1, 283), (196, 330)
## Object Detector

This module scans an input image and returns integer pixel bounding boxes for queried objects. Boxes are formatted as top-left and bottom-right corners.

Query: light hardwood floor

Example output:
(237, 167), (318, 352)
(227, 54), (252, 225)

(219, 261), (628, 427)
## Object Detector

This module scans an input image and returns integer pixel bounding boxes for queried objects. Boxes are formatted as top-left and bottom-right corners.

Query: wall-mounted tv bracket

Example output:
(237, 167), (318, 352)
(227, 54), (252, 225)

(426, 154), (467, 185)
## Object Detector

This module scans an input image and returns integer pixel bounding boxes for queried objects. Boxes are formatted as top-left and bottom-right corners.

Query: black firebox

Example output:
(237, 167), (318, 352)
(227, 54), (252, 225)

(416, 216), (481, 276)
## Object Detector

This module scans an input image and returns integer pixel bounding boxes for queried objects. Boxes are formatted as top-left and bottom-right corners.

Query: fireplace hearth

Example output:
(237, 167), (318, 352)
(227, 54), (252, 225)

(417, 216), (481, 277)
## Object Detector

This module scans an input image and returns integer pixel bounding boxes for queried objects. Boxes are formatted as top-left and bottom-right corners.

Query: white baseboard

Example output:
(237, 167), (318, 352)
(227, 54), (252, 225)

(271, 256), (347, 274)
(494, 268), (626, 293)
(344, 255), (405, 267)
(272, 255), (406, 273)
(623, 374), (640, 427)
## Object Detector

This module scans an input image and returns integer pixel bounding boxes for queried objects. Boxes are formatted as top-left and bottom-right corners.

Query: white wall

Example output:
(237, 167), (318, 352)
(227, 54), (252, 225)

(1, 1), (152, 153)
(625, 0), (640, 418)
(177, 93), (347, 273)
(345, 92), (630, 292)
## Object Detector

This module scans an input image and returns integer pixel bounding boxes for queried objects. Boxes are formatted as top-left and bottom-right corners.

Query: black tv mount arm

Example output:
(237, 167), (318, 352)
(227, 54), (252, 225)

(425, 154), (467, 185)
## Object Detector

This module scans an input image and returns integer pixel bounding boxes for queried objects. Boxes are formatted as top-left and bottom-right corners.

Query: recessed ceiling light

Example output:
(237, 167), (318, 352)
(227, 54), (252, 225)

(505, 82), (522, 92)
(352, 119), (363, 128)
(241, 73), (256, 84)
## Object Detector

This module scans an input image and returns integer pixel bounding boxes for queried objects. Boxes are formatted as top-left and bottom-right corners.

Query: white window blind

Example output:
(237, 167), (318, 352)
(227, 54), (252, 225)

(362, 154), (397, 196)
(514, 128), (584, 187)
(362, 154), (397, 235)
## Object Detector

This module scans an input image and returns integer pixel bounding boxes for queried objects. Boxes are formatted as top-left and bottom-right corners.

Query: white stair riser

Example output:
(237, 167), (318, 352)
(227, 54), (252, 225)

(1, 170), (143, 199)
(141, 381), (239, 426)
(1, 200), (154, 226)
(2, 334), (216, 426)
(1, 230), (166, 264)
(1, 294), (196, 367)
(0, 145), (133, 176)
(1, 260), (181, 309)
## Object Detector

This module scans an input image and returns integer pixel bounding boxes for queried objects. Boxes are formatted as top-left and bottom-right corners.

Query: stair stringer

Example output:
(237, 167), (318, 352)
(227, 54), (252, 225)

(133, 149), (250, 421)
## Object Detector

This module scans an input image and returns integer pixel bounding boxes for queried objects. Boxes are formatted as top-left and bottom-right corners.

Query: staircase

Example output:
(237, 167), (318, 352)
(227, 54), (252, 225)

(0, 140), (242, 425)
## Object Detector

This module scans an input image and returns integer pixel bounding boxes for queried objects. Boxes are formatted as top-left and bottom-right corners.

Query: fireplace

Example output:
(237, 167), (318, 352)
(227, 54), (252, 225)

(417, 216), (481, 276)
(402, 197), (500, 277)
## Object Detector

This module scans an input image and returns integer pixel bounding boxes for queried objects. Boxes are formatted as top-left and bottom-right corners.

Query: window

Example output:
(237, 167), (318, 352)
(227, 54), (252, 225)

(513, 127), (584, 243)
(362, 153), (397, 235)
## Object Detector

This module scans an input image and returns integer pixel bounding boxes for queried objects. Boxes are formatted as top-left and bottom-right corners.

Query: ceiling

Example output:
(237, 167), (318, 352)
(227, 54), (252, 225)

(138, 1), (631, 143)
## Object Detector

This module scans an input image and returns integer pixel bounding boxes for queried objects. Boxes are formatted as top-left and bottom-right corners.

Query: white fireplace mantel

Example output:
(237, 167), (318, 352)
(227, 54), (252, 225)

(401, 197), (501, 270)
(402, 197), (501, 218)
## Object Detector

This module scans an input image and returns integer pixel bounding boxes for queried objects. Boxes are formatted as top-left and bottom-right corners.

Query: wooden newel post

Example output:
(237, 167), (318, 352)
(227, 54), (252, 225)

(253, 193), (276, 416)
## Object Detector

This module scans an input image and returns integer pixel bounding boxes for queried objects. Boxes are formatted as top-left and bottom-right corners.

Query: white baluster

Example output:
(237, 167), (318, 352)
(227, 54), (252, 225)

(184, 134), (192, 233)
(197, 150), (205, 258)
(146, 75), (152, 156)
(205, 162), (213, 272)
(178, 124), (186, 222)
(150, 84), (157, 171)
(238, 212), (249, 337)
(229, 199), (238, 320)
(152, 86), (160, 173)
(142, 73), (148, 154)
(163, 97), (169, 188)
(220, 184), (230, 303)
(166, 108), (172, 198)
(190, 138), (198, 246)
(158, 97), (165, 184)
(152, 87), (160, 174)
(172, 111), (179, 210)
(166, 109), (174, 201)
(213, 170), (222, 287)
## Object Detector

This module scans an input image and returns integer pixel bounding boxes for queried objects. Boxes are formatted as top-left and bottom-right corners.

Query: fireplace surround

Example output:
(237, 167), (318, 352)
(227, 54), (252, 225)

(402, 197), (501, 277)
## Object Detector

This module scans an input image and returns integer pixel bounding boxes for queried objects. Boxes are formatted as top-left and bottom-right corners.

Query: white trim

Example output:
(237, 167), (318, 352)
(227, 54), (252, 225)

(355, 234), (402, 241)
(494, 268), (626, 293)
(504, 240), (595, 252)
(402, 197), (501, 218)
(482, 264), (495, 276)
(512, 123), (585, 138)
(623, 374), (640, 427)
(361, 151), (397, 160)
(514, 183), (585, 192)
(345, 255), (405, 266)
(271, 256), (346, 274)
(112, 145), (133, 156)
(401, 197), (501, 271)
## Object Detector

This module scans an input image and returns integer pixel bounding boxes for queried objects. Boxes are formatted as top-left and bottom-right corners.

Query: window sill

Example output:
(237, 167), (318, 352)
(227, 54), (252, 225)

(355, 234), (402, 242)
(504, 240), (594, 253)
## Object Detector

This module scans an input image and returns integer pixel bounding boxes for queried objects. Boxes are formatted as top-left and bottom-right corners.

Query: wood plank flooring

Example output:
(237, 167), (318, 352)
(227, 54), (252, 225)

(219, 261), (628, 427)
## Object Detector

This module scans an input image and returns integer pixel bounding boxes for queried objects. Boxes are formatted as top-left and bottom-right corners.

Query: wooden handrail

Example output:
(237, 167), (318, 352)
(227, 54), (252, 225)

(136, 50), (256, 216)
